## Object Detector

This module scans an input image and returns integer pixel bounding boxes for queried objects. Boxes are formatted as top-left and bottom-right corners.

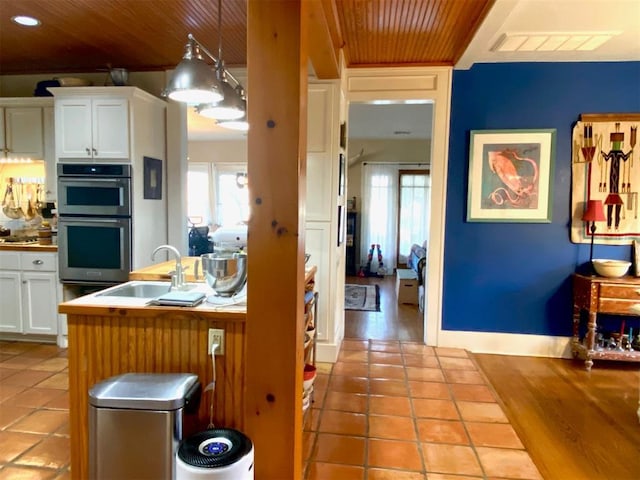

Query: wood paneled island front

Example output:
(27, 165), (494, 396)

(59, 260), (317, 479)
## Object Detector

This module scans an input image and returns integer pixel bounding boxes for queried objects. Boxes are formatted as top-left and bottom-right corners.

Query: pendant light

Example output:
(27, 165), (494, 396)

(196, 69), (245, 120)
(164, 35), (224, 104)
(217, 113), (249, 132)
(195, 0), (246, 120)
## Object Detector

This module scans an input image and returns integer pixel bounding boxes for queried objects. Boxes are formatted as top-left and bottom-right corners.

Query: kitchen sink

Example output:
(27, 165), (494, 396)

(97, 281), (173, 298)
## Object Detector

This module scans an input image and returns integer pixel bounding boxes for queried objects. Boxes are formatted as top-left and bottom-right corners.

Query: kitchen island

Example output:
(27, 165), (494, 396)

(59, 259), (317, 480)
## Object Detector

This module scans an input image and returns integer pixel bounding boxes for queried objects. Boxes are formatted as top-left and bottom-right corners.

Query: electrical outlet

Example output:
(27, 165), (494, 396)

(208, 328), (225, 355)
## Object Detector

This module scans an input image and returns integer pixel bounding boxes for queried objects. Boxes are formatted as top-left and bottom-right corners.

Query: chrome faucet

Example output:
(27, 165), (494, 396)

(151, 245), (186, 290)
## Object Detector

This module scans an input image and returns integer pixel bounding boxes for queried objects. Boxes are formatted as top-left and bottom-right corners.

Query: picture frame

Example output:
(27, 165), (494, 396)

(339, 122), (347, 149)
(143, 156), (163, 200)
(337, 205), (344, 246)
(634, 240), (640, 277)
(467, 129), (556, 223)
(338, 153), (346, 197)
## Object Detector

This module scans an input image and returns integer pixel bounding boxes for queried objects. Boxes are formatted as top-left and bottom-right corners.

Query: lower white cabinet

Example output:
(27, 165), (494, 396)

(0, 251), (59, 335)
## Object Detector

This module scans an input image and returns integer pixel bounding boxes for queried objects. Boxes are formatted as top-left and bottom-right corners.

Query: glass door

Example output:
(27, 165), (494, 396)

(397, 170), (430, 265)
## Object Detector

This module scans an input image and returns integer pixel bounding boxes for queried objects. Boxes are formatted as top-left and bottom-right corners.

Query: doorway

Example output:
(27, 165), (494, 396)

(345, 102), (432, 342)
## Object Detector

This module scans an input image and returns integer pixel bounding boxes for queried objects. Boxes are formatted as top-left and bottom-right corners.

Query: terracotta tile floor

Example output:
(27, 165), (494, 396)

(303, 339), (543, 480)
(0, 340), (542, 480)
(0, 341), (70, 480)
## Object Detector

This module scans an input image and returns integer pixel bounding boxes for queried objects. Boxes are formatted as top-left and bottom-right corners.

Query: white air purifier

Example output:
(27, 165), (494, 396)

(176, 428), (254, 480)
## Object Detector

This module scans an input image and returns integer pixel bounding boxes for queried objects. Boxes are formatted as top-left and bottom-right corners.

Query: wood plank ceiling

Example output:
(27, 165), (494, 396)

(0, 0), (494, 77)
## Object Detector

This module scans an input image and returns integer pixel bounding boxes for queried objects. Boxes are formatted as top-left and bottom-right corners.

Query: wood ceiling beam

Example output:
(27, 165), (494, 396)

(307, 0), (340, 79)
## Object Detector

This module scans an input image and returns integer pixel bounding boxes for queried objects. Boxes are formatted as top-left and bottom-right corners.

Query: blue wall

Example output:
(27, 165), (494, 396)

(443, 62), (640, 336)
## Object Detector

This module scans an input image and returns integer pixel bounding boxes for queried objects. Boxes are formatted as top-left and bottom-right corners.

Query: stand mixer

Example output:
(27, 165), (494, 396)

(202, 226), (248, 304)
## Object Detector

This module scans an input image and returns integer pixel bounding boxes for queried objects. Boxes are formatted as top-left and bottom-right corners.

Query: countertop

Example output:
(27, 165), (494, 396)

(58, 280), (247, 317)
(128, 256), (204, 282)
(58, 258), (317, 317)
(0, 242), (58, 253)
(129, 256), (318, 285)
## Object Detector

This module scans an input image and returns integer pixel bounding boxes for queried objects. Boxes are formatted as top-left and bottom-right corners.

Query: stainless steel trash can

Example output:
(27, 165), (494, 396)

(89, 373), (201, 480)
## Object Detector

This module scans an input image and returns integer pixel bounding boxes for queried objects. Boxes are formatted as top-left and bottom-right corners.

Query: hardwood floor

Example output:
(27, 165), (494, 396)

(344, 275), (423, 342)
(474, 354), (640, 480)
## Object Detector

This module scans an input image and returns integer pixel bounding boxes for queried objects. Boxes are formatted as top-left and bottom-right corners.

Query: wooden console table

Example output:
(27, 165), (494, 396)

(572, 273), (640, 370)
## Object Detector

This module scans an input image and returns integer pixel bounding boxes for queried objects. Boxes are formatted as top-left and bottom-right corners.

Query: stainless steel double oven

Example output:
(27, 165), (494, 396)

(57, 164), (132, 285)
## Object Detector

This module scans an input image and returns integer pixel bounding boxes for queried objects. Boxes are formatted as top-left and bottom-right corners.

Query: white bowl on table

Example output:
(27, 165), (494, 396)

(592, 259), (631, 278)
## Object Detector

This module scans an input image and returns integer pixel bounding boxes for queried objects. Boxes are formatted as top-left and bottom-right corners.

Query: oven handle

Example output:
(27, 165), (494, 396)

(59, 178), (128, 183)
(58, 217), (130, 224)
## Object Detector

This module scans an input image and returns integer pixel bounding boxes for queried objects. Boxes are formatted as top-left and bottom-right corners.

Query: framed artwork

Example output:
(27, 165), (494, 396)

(337, 205), (344, 246)
(570, 113), (640, 245)
(338, 153), (346, 196)
(143, 156), (162, 200)
(340, 122), (347, 149)
(467, 129), (556, 222)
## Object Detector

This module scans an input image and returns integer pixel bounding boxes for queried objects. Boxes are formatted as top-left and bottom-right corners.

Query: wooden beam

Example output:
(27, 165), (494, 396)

(245, 1), (308, 479)
(308, 0), (340, 79)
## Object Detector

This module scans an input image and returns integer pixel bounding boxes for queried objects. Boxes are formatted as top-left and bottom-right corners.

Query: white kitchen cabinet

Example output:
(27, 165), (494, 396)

(0, 107), (44, 160)
(0, 270), (22, 332)
(304, 79), (344, 362)
(0, 251), (59, 336)
(54, 96), (129, 160)
(306, 83), (337, 222)
(22, 271), (59, 334)
(305, 223), (332, 342)
(43, 106), (57, 201)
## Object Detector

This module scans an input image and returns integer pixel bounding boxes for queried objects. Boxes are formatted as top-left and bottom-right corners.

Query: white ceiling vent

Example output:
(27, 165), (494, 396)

(491, 32), (620, 52)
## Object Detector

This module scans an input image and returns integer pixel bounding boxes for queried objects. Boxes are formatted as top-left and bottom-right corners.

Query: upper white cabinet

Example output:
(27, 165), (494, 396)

(43, 106), (56, 201)
(306, 82), (338, 222)
(49, 87), (166, 166)
(0, 106), (44, 160)
(54, 96), (129, 160)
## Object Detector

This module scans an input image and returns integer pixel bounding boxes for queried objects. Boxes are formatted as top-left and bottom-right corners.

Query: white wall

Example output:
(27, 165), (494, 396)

(0, 71), (166, 98)
(188, 140), (247, 163)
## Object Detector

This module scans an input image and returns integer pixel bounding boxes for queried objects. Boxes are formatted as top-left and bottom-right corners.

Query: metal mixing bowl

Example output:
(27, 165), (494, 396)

(201, 252), (247, 296)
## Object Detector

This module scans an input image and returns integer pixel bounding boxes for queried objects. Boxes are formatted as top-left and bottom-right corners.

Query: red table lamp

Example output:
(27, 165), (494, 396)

(582, 199), (606, 271)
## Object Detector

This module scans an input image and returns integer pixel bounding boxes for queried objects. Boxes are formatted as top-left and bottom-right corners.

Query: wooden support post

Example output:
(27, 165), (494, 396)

(246, 1), (308, 478)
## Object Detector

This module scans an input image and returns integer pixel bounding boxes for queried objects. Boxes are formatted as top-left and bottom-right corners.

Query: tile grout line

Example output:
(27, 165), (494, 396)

(438, 348), (489, 480)
(400, 342), (429, 477)
(362, 338), (371, 477)
(0, 344), (71, 477)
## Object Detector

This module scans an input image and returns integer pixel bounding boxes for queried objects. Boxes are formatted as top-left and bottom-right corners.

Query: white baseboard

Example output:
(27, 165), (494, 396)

(316, 341), (341, 362)
(315, 331), (572, 363)
(435, 330), (573, 359)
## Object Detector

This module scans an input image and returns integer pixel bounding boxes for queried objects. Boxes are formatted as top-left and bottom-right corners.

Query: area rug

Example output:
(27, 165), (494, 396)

(345, 284), (380, 312)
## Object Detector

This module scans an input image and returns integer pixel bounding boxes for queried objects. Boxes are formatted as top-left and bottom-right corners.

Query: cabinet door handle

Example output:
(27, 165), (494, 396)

(22, 280), (27, 284)
(92, 148), (98, 156)
(32, 259), (44, 265)
(86, 147), (91, 155)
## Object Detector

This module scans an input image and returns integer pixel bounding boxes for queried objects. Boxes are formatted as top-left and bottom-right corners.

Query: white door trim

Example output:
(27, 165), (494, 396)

(345, 67), (453, 346)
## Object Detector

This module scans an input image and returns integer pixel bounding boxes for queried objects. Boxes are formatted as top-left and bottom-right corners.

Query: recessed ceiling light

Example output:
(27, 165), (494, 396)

(12, 15), (41, 27)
